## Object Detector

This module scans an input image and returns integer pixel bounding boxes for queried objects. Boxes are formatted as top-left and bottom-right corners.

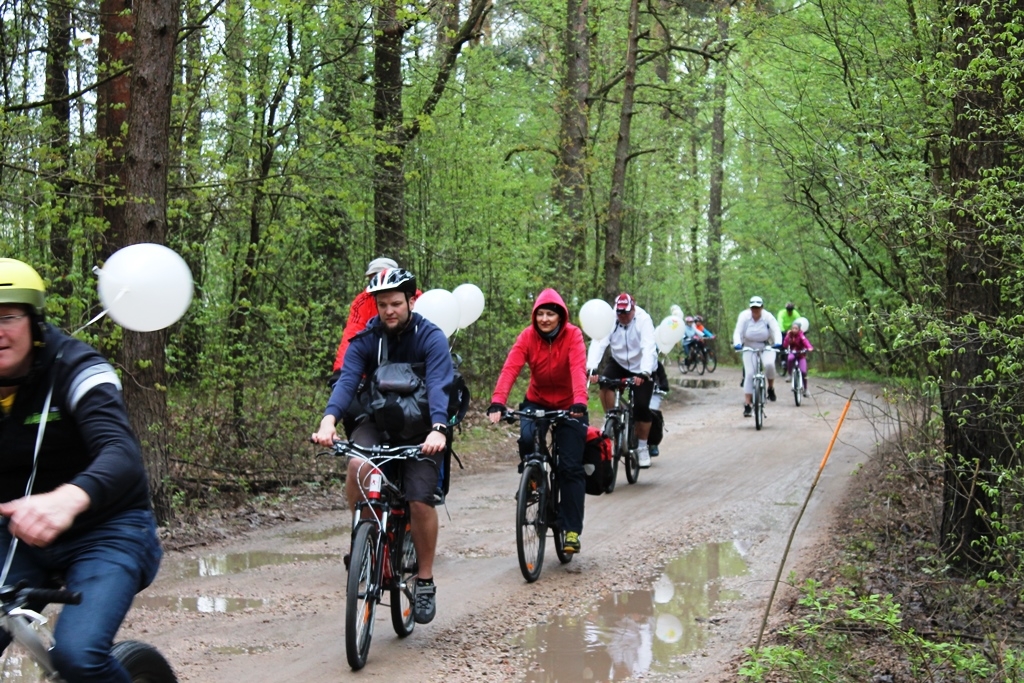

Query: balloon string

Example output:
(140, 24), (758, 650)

(71, 288), (127, 337)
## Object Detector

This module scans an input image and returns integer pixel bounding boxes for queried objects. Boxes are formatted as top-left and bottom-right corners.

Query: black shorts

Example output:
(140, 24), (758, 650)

(349, 423), (441, 506)
(601, 359), (655, 422)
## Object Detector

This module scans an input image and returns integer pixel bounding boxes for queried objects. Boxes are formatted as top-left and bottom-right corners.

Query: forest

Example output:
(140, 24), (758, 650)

(3, 0), (1024, 638)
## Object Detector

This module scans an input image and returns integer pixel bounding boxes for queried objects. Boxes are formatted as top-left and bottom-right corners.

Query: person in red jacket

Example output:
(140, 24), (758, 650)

(486, 288), (589, 554)
(330, 257), (399, 381)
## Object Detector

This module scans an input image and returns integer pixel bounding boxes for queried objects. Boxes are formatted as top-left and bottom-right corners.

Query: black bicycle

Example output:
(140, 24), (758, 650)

(598, 377), (641, 490)
(502, 408), (575, 583)
(0, 582), (176, 682)
(325, 441), (429, 671)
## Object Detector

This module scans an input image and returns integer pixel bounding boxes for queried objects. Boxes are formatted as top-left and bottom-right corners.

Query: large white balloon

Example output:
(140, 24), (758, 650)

(414, 289), (461, 338)
(655, 324), (676, 356)
(578, 299), (615, 339)
(794, 316), (810, 332)
(97, 243), (193, 332)
(452, 283), (485, 329)
(659, 315), (687, 345)
(670, 304), (683, 319)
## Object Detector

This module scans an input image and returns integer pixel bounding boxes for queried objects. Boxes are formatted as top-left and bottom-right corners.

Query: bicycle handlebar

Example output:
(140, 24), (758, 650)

(597, 376), (638, 390)
(500, 408), (570, 424)
(0, 583), (82, 610)
(325, 441), (427, 463)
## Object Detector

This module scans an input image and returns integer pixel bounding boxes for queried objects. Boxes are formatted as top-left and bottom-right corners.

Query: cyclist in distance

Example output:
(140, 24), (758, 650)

(0, 259), (163, 683)
(486, 289), (589, 554)
(776, 303), (800, 374)
(783, 322), (814, 396)
(733, 295), (783, 417)
(586, 293), (659, 469)
(312, 268), (453, 625)
(694, 315), (714, 337)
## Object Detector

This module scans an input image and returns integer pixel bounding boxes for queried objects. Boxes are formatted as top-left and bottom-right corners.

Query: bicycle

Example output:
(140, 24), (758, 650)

(501, 408), (575, 583)
(0, 581), (176, 682)
(740, 347), (769, 430)
(324, 441), (429, 671)
(787, 349), (808, 406)
(702, 337), (718, 373)
(597, 377), (641, 491)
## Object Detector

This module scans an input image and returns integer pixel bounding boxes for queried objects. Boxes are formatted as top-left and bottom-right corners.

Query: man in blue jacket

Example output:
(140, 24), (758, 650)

(0, 258), (162, 683)
(312, 268), (453, 625)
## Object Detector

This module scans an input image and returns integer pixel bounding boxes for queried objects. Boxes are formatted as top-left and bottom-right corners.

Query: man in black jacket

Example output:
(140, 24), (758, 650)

(0, 258), (162, 683)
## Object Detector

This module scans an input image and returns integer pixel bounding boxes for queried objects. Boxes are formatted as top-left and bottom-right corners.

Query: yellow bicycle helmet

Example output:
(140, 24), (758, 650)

(0, 258), (46, 315)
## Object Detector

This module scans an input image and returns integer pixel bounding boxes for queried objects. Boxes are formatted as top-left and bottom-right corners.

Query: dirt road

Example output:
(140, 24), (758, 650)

(119, 366), (884, 682)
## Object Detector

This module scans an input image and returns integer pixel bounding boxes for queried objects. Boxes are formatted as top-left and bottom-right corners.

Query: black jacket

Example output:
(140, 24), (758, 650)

(0, 324), (151, 534)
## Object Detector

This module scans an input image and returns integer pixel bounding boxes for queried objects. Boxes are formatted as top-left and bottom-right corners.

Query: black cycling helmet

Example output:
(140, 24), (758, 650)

(366, 268), (417, 297)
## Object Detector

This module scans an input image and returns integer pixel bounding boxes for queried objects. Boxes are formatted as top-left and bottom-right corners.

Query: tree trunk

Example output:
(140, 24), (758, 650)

(45, 0), (74, 323)
(373, 0), (408, 254)
(704, 5), (728, 328)
(95, 0), (134, 259)
(939, 0), (1011, 572)
(553, 0), (590, 294)
(120, 0), (182, 524)
(601, 0), (640, 302)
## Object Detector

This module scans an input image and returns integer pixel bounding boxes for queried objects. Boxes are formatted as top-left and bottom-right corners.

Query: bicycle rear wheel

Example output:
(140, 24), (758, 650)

(346, 521), (380, 670)
(705, 348), (718, 372)
(602, 417), (621, 493)
(516, 463), (548, 582)
(389, 518), (417, 637)
(111, 640), (178, 683)
(754, 379), (764, 431)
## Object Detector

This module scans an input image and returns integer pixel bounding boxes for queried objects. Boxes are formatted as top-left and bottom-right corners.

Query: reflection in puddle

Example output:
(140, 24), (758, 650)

(164, 551), (339, 580)
(285, 525), (346, 542)
(133, 595), (268, 613)
(518, 541), (748, 682)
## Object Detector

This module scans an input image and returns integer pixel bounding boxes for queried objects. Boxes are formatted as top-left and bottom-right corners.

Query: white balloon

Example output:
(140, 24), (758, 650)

(452, 283), (485, 329)
(655, 324), (676, 355)
(655, 613), (684, 643)
(578, 299), (615, 339)
(414, 289), (460, 338)
(795, 316), (810, 332)
(97, 243), (193, 332)
(660, 315), (687, 345)
(669, 304), (683, 319)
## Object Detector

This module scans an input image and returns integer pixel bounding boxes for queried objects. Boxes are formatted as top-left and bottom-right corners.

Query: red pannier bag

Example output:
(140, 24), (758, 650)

(583, 426), (614, 495)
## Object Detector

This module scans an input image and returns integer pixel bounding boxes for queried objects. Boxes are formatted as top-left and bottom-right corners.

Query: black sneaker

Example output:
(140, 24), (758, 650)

(414, 579), (436, 624)
(768, 387), (777, 401)
(649, 445), (659, 457)
(344, 552), (351, 570)
(743, 404), (752, 417)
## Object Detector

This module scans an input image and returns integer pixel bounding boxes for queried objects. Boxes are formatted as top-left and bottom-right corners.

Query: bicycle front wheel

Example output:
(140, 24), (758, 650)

(346, 521), (380, 670)
(111, 640), (178, 683)
(696, 351), (707, 375)
(754, 379), (765, 431)
(705, 348), (717, 372)
(602, 417), (621, 493)
(516, 463), (548, 582)
(390, 519), (417, 637)
(625, 419), (640, 484)
(793, 369), (803, 406)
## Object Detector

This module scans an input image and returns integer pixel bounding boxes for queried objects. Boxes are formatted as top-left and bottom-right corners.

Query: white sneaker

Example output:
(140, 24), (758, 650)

(637, 445), (652, 468)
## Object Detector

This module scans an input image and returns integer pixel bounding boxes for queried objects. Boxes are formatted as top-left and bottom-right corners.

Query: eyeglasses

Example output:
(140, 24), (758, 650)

(615, 310), (631, 315)
(0, 314), (27, 329)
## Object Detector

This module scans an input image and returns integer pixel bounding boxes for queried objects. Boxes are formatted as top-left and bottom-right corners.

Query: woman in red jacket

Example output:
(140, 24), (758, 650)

(487, 288), (589, 554)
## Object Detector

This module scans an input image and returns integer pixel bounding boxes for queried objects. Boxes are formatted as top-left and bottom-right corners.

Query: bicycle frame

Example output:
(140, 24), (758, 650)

(740, 347), (769, 428)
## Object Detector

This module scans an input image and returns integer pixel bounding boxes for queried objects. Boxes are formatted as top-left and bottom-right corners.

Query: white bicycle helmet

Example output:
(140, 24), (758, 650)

(366, 268), (417, 296)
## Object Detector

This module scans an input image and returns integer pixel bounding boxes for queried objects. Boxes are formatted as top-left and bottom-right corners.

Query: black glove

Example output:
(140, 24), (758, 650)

(569, 403), (588, 415)
(327, 369), (341, 389)
(487, 402), (506, 415)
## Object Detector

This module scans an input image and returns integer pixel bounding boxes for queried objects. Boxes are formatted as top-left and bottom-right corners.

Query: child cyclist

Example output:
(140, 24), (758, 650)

(783, 322), (814, 396)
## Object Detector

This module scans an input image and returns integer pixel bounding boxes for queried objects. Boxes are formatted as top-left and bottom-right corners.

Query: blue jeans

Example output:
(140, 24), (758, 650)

(517, 401), (588, 535)
(0, 508), (163, 683)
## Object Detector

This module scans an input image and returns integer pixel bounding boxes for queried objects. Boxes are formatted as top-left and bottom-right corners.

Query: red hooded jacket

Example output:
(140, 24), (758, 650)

(490, 288), (589, 409)
(332, 290), (378, 372)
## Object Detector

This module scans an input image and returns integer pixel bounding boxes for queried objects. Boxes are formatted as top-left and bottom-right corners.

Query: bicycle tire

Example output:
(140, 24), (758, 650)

(111, 640), (178, 683)
(389, 519), (417, 637)
(547, 472), (573, 565)
(624, 416), (639, 484)
(602, 417), (620, 493)
(677, 354), (687, 374)
(346, 521), (380, 670)
(793, 368), (802, 407)
(705, 348), (717, 372)
(684, 352), (697, 373)
(516, 463), (547, 582)
(754, 378), (764, 430)
(696, 351), (706, 375)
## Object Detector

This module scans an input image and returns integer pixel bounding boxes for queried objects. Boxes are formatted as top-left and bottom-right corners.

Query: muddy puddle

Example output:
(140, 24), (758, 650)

(517, 541), (748, 681)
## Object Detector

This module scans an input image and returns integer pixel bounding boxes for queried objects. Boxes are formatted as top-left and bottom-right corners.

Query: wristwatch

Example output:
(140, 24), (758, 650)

(431, 423), (448, 435)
